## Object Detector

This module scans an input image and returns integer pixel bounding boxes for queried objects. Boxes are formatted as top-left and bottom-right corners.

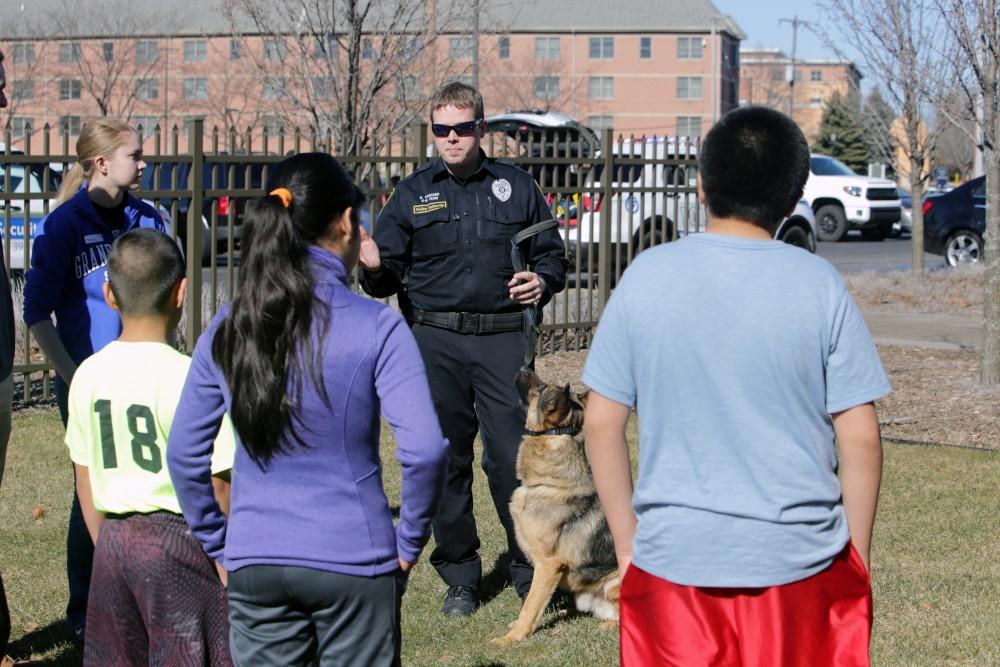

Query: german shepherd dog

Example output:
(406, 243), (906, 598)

(492, 370), (621, 645)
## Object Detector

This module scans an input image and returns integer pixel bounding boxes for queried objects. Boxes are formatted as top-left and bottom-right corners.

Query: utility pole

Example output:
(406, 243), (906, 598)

(779, 16), (801, 119)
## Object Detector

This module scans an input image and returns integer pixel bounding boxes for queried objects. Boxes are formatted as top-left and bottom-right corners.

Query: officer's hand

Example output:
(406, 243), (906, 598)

(358, 227), (382, 273)
(508, 271), (545, 305)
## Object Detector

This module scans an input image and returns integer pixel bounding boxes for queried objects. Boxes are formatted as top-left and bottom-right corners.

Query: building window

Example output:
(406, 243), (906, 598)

(59, 42), (81, 64)
(677, 36), (703, 59)
(265, 38), (288, 61)
(397, 75), (421, 99)
(588, 76), (614, 100)
(589, 36), (614, 59)
(534, 75), (560, 100)
(362, 38), (374, 60)
(136, 40), (159, 65)
(260, 114), (283, 135)
(183, 77), (208, 100)
(535, 37), (560, 60)
(135, 78), (158, 100)
(498, 36), (510, 59)
(588, 115), (614, 130)
(184, 39), (207, 63)
(809, 96), (823, 107)
(401, 37), (423, 59)
(102, 42), (114, 62)
(811, 70), (822, 81)
(771, 66), (785, 82)
(133, 115), (159, 138)
(640, 36), (651, 59)
(230, 38), (241, 60)
(59, 115), (82, 136)
(312, 77), (334, 100)
(12, 43), (35, 65)
(59, 79), (81, 100)
(449, 37), (473, 59)
(315, 34), (337, 59)
(262, 79), (287, 100)
(676, 76), (703, 100)
(676, 116), (702, 137)
(11, 117), (34, 137)
(728, 42), (739, 68)
(11, 80), (34, 102)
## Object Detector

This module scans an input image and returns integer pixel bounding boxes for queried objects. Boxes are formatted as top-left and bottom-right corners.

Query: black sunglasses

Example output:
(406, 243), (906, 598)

(431, 119), (483, 138)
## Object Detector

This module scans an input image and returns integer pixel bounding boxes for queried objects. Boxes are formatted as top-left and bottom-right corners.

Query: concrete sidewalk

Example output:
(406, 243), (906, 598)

(863, 311), (982, 352)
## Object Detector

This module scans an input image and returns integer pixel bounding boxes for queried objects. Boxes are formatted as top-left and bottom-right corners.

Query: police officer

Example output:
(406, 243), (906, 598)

(359, 82), (567, 617)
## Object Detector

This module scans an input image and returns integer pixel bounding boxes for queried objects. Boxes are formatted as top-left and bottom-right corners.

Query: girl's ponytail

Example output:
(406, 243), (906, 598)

(55, 162), (86, 205)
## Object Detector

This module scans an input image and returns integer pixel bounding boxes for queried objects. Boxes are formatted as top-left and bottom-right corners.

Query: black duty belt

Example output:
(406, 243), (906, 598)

(412, 309), (524, 335)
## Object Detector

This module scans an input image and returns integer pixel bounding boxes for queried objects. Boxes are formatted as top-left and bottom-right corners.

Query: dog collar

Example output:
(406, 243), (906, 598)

(525, 426), (580, 436)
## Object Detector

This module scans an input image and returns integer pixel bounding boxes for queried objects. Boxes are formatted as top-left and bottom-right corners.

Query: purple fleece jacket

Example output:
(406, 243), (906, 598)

(167, 246), (448, 576)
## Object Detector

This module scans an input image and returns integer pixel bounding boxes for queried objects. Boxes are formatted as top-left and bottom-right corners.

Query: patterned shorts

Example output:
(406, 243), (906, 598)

(84, 511), (233, 667)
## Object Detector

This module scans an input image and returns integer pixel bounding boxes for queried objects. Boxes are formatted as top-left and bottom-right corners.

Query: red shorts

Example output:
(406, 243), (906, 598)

(620, 543), (872, 667)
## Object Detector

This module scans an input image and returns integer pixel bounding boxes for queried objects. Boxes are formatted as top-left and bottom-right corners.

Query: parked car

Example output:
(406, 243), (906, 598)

(0, 164), (61, 271)
(482, 110), (597, 188)
(891, 187), (913, 237)
(804, 154), (901, 242)
(562, 138), (817, 277)
(923, 176), (984, 267)
(140, 158), (267, 264)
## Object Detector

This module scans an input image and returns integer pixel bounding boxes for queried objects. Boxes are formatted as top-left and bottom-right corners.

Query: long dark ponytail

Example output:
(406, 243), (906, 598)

(212, 153), (363, 467)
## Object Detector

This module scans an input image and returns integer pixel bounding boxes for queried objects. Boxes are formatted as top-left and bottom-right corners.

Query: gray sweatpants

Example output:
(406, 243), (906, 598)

(227, 565), (404, 667)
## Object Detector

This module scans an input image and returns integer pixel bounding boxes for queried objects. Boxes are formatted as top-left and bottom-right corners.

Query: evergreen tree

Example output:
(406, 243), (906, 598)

(812, 91), (871, 173)
(862, 89), (897, 166)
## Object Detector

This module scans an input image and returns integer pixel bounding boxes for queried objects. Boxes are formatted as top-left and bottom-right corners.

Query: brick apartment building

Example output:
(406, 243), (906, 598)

(0, 0), (744, 153)
(739, 48), (862, 144)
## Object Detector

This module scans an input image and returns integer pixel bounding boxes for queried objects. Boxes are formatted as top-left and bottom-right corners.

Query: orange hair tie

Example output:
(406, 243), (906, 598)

(269, 187), (293, 208)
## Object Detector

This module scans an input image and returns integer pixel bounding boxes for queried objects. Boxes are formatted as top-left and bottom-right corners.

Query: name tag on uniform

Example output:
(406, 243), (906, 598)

(84, 234), (105, 244)
(413, 201), (448, 215)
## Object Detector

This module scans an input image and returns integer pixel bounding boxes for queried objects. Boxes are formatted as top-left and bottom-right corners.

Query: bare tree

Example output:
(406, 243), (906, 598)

(1, 15), (46, 142)
(820, 0), (947, 276)
(937, 0), (1000, 384)
(45, 0), (170, 119)
(222, 0), (475, 164)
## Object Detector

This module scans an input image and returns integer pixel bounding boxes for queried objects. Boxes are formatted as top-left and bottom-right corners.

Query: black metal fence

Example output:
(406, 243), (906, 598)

(1, 119), (702, 403)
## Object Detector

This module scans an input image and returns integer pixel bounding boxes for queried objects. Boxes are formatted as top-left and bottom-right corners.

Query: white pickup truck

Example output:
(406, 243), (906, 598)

(805, 154), (901, 242)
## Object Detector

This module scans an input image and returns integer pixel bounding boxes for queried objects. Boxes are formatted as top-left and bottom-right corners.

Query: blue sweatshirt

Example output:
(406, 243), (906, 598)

(167, 247), (449, 576)
(22, 186), (165, 364)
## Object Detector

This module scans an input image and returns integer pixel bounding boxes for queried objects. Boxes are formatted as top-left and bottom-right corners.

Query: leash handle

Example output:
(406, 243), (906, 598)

(510, 219), (558, 370)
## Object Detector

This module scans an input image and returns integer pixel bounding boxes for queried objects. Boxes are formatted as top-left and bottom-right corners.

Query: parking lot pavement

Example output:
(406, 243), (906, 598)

(817, 235), (942, 273)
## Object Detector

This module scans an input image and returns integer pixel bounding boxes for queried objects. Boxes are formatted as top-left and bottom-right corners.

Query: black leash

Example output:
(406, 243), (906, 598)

(510, 219), (559, 369)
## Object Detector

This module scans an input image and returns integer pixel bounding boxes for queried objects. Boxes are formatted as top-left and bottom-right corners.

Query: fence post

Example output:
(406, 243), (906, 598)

(417, 124), (428, 167)
(186, 118), (205, 351)
(597, 127), (614, 311)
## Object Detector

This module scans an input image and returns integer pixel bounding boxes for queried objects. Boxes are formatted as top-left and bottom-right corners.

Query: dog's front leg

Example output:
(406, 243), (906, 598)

(491, 558), (564, 645)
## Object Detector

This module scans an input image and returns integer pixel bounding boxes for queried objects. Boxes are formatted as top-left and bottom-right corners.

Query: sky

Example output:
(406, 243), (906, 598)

(712, 0), (862, 64)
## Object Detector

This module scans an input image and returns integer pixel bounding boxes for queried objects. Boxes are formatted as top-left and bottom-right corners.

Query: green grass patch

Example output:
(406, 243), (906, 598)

(3, 411), (1000, 665)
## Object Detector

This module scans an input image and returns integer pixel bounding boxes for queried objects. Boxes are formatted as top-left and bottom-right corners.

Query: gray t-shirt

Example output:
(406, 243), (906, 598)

(583, 233), (891, 587)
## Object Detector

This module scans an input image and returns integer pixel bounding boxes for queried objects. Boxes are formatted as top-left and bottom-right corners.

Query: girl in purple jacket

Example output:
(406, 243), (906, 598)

(168, 153), (447, 667)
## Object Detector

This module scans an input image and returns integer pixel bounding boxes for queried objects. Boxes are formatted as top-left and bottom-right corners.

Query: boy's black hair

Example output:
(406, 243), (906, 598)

(698, 106), (810, 228)
(107, 228), (185, 316)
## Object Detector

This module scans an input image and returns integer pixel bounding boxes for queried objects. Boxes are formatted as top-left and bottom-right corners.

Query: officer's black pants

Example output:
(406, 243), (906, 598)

(412, 324), (533, 596)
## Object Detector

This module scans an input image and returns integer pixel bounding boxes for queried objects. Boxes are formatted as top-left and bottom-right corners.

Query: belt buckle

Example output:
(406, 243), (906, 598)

(460, 312), (480, 334)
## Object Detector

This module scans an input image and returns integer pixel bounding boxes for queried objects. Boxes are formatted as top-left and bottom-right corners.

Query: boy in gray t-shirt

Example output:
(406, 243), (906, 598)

(584, 106), (889, 666)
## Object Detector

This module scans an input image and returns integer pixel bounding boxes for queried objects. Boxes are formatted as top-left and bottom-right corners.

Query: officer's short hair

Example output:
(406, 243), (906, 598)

(108, 228), (185, 316)
(699, 106), (810, 229)
(430, 82), (484, 121)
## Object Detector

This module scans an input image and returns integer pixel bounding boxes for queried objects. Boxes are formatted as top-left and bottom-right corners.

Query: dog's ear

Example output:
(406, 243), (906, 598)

(572, 389), (590, 410)
(514, 369), (542, 407)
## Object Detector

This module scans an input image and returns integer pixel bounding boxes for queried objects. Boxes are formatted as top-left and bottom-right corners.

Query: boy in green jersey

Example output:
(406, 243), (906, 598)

(65, 228), (234, 666)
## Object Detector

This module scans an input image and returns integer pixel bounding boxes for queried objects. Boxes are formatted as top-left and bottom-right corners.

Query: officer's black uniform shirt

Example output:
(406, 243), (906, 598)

(361, 152), (568, 314)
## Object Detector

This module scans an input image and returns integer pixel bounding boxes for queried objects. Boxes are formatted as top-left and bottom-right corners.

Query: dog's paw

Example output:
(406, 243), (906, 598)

(490, 632), (526, 646)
